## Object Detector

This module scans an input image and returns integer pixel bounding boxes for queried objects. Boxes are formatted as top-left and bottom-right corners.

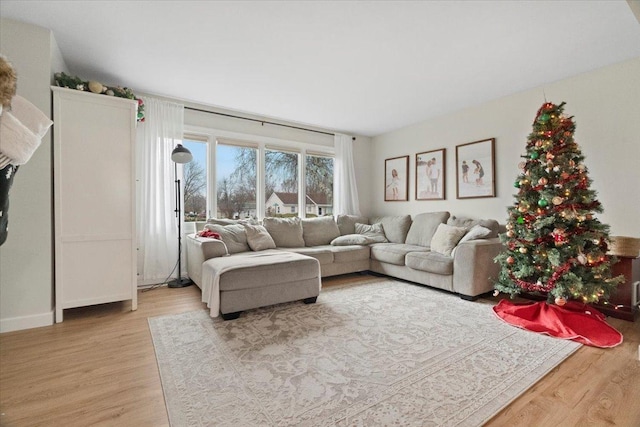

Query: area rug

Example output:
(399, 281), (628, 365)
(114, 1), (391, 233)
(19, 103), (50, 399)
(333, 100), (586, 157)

(148, 279), (581, 426)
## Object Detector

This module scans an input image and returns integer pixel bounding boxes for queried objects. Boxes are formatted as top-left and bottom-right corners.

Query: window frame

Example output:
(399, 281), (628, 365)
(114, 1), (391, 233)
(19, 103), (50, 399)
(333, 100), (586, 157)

(183, 125), (334, 220)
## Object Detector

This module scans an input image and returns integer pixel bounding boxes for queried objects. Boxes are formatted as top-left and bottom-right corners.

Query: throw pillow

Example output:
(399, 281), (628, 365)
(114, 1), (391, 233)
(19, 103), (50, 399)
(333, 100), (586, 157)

(262, 217), (305, 247)
(355, 222), (389, 243)
(457, 225), (493, 245)
(330, 234), (375, 246)
(203, 224), (250, 254)
(447, 216), (500, 238)
(243, 224), (276, 251)
(302, 216), (341, 246)
(336, 214), (369, 236)
(430, 223), (468, 256)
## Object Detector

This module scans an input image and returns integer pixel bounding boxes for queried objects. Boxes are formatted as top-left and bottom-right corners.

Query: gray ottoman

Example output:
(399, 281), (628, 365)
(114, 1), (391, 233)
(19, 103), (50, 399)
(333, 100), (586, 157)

(201, 250), (321, 320)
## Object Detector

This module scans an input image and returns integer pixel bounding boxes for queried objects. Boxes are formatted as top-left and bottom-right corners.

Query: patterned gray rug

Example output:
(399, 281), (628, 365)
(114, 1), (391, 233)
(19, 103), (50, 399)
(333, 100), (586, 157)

(149, 279), (580, 426)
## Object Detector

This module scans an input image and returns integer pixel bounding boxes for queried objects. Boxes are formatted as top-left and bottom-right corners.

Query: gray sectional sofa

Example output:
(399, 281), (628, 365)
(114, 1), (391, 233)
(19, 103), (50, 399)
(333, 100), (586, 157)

(186, 212), (504, 318)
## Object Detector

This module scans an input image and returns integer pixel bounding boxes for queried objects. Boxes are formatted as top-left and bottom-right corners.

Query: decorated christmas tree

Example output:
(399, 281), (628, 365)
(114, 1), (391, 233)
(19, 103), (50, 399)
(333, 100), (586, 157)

(494, 101), (623, 306)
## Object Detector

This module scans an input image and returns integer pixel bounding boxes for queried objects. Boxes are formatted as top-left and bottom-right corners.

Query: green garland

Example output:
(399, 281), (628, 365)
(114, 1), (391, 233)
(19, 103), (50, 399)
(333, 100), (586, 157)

(54, 72), (144, 122)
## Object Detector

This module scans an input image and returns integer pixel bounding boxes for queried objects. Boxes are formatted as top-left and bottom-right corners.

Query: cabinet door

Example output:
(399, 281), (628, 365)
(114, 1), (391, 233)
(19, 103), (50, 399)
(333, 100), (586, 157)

(53, 88), (137, 322)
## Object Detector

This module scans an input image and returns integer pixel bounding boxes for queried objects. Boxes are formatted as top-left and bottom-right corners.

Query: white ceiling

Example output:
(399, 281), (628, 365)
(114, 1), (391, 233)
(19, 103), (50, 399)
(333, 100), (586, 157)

(2, 1), (640, 137)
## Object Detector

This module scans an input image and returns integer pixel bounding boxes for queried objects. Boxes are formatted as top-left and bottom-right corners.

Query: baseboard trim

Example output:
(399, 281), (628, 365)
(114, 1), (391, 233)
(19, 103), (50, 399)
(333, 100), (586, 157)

(0, 310), (55, 333)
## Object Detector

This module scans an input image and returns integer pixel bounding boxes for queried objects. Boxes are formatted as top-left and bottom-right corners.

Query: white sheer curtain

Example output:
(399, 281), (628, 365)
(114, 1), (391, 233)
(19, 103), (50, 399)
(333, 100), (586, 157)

(136, 97), (184, 283)
(334, 133), (361, 216)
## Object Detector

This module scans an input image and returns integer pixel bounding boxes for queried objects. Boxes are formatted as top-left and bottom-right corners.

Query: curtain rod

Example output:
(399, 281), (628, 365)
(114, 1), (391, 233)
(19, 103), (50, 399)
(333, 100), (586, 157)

(184, 106), (355, 140)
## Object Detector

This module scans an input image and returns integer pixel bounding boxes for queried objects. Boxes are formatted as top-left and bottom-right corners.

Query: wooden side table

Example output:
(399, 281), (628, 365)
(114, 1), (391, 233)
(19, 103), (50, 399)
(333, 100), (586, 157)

(592, 256), (639, 321)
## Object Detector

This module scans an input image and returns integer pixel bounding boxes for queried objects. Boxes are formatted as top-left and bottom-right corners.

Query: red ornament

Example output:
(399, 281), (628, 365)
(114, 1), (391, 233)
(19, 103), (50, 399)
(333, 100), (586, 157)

(506, 256), (515, 265)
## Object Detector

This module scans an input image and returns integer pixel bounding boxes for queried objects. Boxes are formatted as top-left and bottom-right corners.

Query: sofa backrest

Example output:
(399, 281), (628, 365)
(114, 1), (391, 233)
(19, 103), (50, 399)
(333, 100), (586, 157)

(404, 212), (451, 247)
(336, 214), (369, 236)
(370, 215), (413, 244)
(302, 216), (341, 246)
(262, 217), (305, 247)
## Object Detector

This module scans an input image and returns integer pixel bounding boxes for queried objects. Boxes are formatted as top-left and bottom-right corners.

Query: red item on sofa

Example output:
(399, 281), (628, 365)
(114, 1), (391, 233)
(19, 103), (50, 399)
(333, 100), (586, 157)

(198, 229), (221, 239)
(493, 299), (623, 348)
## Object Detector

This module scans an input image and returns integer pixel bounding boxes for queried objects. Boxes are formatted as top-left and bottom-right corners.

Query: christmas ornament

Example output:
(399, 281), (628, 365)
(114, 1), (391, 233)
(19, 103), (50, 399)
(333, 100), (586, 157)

(535, 140), (543, 148)
(506, 256), (515, 264)
(530, 151), (540, 160)
(538, 198), (549, 207)
(493, 289), (500, 297)
(546, 152), (555, 161)
(516, 216), (525, 224)
(538, 113), (550, 123)
(519, 247), (528, 254)
(538, 177), (548, 186)
(552, 196), (563, 205)
(514, 180), (521, 188)
(555, 297), (566, 306)
(577, 254), (587, 265)
(552, 228), (568, 244)
(506, 230), (515, 238)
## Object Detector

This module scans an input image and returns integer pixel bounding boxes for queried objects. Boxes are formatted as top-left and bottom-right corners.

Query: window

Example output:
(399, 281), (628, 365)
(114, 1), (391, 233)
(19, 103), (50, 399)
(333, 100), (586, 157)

(305, 154), (333, 217)
(265, 149), (299, 218)
(183, 127), (334, 221)
(182, 139), (208, 222)
(216, 143), (257, 220)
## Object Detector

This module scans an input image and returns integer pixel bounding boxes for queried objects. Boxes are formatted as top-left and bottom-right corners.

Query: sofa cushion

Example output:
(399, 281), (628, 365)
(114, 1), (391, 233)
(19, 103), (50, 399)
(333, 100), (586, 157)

(430, 223), (468, 256)
(243, 224), (277, 251)
(370, 215), (412, 244)
(405, 251), (454, 275)
(203, 224), (250, 254)
(263, 217), (305, 248)
(336, 214), (369, 235)
(370, 243), (428, 266)
(355, 222), (388, 243)
(405, 212), (451, 247)
(331, 234), (375, 246)
(214, 251), (319, 291)
(280, 246), (334, 265)
(302, 216), (341, 246)
(447, 216), (500, 238)
(329, 245), (371, 263)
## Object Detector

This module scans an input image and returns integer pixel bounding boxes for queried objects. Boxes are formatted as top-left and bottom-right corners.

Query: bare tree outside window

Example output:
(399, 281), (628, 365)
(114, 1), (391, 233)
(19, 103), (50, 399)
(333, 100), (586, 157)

(182, 140), (208, 221)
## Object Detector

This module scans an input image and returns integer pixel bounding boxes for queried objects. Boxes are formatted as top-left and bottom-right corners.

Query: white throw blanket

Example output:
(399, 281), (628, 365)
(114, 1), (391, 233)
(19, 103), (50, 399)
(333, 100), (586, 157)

(201, 250), (319, 317)
(0, 95), (53, 168)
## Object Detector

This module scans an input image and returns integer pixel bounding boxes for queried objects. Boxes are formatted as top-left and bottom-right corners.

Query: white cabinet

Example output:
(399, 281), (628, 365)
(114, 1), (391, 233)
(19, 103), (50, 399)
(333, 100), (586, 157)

(52, 87), (137, 322)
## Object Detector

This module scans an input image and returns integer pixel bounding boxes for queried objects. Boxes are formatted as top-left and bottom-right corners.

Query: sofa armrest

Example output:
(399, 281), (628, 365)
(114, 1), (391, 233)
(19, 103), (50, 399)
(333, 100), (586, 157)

(452, 238), (503, 298)
(186, 234), (228, 288)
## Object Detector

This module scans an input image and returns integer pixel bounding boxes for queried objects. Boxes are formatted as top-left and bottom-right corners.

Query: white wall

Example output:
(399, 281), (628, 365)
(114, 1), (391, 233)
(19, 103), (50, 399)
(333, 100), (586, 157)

(0, 19), (68, 332)
(368, 57), (640, 237)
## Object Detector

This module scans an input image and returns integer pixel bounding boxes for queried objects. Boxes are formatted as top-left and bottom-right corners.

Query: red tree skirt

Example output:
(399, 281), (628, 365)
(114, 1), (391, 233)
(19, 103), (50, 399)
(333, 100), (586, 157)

(493, 300), (623, 348)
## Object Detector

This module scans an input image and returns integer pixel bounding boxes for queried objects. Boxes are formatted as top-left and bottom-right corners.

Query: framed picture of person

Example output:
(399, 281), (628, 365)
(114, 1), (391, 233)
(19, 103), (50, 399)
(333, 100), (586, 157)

(415, 149), (445, 200)
(384, 155), (409, 201)
(456, 138), (496, 199)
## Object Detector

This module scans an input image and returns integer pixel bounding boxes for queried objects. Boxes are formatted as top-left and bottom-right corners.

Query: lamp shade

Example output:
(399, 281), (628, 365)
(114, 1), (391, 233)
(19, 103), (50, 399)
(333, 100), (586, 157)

(171, 144), (193, 164)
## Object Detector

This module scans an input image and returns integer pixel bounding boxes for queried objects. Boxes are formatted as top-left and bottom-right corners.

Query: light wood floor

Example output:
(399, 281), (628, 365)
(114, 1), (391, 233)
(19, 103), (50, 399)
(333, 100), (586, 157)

(1, 273), (638, 427)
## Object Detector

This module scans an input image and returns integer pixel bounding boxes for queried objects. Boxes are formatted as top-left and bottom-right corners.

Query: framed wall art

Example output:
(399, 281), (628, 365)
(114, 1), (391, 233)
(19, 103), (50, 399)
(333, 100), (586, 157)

(416, 149), (445, 200)
(384, 155), (409, 201)
(456, 138), (496, 199)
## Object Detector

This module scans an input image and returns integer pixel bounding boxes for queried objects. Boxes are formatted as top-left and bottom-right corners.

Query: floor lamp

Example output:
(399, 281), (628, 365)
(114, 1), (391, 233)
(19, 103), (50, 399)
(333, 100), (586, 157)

(168, 143), (193, 288)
